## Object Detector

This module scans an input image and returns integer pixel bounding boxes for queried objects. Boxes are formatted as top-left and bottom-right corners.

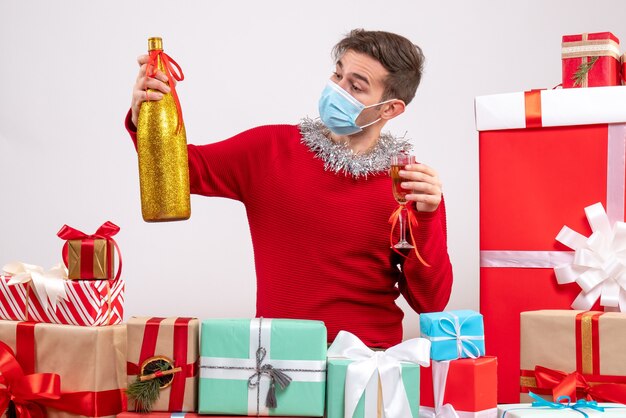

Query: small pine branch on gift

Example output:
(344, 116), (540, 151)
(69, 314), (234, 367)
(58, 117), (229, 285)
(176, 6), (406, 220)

(126, 359), (172, 412)
(126, 378), (161, 412)
(573, 56), (599, 87)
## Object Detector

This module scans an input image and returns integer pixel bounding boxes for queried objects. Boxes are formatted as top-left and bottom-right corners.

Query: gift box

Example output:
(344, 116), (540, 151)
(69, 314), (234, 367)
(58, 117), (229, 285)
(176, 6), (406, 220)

(0, 319), (127, 417)
(497, 403), (626, 417)
(520, 310), (626, 403)
(561, 32), (621, 88)
(57, 221), (121, 280)
(126, 317), (199, 412)
(622, 53), (626, 85)
(326, 331), (430, 418)
(419, 310), (485, 361)
(198, 318), (327, 416)
(420, 357), (497, 418)
(475, 86), (626, 403)
(0, 262), (124, 326)
(498, 397), (626, 417)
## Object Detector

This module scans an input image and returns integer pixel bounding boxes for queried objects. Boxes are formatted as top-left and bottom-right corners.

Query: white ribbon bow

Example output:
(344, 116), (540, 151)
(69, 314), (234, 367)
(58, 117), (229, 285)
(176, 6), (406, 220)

(327, 330), (431, 418)
(418, 361), (459, 418)
(554, 202), (626, 312)
(425, 312), (484, 359)
(2, 261), (69, 311)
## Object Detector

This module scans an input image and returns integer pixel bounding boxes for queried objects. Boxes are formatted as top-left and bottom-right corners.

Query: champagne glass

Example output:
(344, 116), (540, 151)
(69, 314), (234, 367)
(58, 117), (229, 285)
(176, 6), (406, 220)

(390, 154), (416, 249)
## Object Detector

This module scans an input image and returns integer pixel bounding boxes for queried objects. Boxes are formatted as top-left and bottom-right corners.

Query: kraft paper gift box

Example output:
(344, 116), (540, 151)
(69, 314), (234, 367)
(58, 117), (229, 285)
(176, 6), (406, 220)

(474, 86), (626, 403)
(0, 262), (124, 326)
(419, 310), (485, 361)
(126, 317), (199, 412)
(57, 221), (121, 280)
(0, 320), (127, 417)
(420, 357), (498, 418)
(326, 330), (430, 418)
(520, 310), (626, 404)
(561, 32), (621, 88)
(198, 318), (327, 416)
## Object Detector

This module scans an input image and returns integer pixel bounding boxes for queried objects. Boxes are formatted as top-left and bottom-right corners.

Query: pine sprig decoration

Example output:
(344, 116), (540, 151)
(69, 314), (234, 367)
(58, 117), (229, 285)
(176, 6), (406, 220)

(573, 56), (599, 87)
(126, 377), (161, 412)
(127, 358), (176, 412)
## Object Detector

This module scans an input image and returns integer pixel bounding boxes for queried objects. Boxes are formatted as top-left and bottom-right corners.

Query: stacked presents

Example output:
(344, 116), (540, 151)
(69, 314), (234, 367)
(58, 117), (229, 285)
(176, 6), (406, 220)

(476, 31), (626, 416)
(419, 310), (498, 417)
(0, 222), (127, 417)
(0, 218), (498, 417)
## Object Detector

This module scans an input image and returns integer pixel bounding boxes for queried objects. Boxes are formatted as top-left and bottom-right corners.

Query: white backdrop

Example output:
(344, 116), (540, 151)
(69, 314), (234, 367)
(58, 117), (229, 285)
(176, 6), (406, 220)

(1, 0), (625, 339)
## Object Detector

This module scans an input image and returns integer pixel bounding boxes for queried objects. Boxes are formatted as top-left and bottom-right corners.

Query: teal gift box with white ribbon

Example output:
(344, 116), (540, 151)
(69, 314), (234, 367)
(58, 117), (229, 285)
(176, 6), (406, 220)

(419, 310), (485, 361)
(198, 318), (327, 416)
(326, 331), (430, 418)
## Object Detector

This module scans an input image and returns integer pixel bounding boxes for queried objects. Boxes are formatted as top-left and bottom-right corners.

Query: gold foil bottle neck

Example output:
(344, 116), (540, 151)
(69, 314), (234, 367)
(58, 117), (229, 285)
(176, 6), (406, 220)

(148, 37), (163, 51)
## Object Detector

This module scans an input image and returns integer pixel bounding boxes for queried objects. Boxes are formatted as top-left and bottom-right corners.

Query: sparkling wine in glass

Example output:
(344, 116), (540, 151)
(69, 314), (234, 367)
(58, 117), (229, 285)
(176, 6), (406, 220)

(390, 154), (416, 249)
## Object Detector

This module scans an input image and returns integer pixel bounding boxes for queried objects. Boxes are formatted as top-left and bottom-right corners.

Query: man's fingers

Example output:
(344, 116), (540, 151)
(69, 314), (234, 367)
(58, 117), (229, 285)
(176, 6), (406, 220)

(138, 76), (171, 94)
(137, 54), (150, 66)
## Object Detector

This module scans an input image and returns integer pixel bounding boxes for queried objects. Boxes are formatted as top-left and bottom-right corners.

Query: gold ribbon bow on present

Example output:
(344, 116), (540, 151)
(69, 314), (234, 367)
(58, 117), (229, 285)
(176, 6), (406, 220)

(2, 262), (69, 312)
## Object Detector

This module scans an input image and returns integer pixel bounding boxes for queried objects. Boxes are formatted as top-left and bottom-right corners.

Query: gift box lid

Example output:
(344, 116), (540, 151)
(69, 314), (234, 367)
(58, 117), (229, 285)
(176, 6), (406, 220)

(475, 86), (626, 131)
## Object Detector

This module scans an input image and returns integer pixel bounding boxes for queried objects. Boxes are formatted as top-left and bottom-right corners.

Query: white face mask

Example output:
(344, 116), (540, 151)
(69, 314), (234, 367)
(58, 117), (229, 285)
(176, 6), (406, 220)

(318, 80), (395, 135)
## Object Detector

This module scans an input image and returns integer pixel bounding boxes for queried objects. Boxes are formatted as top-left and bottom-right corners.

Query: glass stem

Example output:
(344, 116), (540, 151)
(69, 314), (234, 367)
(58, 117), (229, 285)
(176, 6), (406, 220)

(399, 203), (407, 244)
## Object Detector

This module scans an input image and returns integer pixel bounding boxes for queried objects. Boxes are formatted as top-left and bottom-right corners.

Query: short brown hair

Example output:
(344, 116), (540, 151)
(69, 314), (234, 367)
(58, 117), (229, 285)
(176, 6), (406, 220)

(332, 29), (425, 105)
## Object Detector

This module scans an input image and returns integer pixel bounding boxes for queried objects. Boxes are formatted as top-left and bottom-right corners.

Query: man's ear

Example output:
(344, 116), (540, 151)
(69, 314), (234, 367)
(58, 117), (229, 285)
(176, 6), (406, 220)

(381, 99), (406, 120)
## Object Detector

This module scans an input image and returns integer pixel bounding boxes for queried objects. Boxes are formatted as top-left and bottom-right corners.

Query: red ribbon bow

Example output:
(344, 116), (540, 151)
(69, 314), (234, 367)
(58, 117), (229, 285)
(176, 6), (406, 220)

(146, 49), (185, 133)
(0, 341), (61, 418)
(534, 365), (626, 404)
(57, 221), (122, 281)
(388, 203), (430, 267)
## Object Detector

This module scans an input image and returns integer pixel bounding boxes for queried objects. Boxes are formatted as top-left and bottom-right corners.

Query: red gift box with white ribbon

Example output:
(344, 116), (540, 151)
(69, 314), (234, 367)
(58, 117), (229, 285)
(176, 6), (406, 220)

(561, 32), (621, 88)
(474, 86), (626, 403)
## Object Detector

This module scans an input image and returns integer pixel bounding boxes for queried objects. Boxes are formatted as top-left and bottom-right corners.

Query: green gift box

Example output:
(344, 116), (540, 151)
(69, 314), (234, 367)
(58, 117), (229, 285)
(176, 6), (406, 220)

(199, 318), (327, 416)
(326, 331), (430, 418)
(327, 359), (420, 418)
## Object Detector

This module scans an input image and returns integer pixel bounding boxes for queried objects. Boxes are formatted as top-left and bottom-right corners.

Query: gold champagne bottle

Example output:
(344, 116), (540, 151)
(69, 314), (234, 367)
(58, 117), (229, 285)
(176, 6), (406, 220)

(137, 37), (191, 222)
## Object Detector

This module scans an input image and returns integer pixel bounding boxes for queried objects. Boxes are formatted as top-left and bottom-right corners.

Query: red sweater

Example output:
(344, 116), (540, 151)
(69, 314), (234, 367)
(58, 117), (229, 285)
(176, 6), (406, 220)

(126, 113), (452, 348)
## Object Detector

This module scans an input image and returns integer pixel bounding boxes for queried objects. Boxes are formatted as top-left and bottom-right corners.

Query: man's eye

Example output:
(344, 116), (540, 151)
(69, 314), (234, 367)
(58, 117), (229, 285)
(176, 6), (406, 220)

(352, 84), (361, 92)
(333, 72), (341, 80)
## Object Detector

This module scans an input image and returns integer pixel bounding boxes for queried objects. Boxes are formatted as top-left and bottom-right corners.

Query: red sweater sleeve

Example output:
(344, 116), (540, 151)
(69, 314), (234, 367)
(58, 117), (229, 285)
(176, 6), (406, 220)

(397, 197), (453, 313)
(125, 109), (287, 202)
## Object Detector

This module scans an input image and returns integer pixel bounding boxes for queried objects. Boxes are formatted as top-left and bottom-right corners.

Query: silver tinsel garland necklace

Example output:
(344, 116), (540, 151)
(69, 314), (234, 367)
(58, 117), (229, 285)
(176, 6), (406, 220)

(299, 117), (413, 179)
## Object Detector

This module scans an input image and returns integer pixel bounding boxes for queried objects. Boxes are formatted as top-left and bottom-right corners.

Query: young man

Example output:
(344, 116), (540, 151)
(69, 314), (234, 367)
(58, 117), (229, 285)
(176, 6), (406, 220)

(126, 29), (452, 348)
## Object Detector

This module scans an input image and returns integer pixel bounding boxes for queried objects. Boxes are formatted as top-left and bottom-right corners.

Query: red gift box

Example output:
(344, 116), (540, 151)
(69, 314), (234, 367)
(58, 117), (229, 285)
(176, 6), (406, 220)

(475, 87), (626, 403)
(562, 32), (621, 88)
(420, 357), (497, 417)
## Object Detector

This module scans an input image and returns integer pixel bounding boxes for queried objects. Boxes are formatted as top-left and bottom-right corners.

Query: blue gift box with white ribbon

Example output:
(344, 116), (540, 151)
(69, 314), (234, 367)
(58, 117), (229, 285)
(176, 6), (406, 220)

(419, 310), (485, 361)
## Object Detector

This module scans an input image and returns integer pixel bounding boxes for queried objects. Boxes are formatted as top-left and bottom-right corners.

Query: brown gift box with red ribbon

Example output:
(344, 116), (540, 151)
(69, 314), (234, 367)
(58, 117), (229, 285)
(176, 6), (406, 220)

(57, 221), (122, 281)
(0, 320), (127, 417)
(126, 317), (199, 412)
(561, 32), (621, 88)
(520, 310), (626, 403)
